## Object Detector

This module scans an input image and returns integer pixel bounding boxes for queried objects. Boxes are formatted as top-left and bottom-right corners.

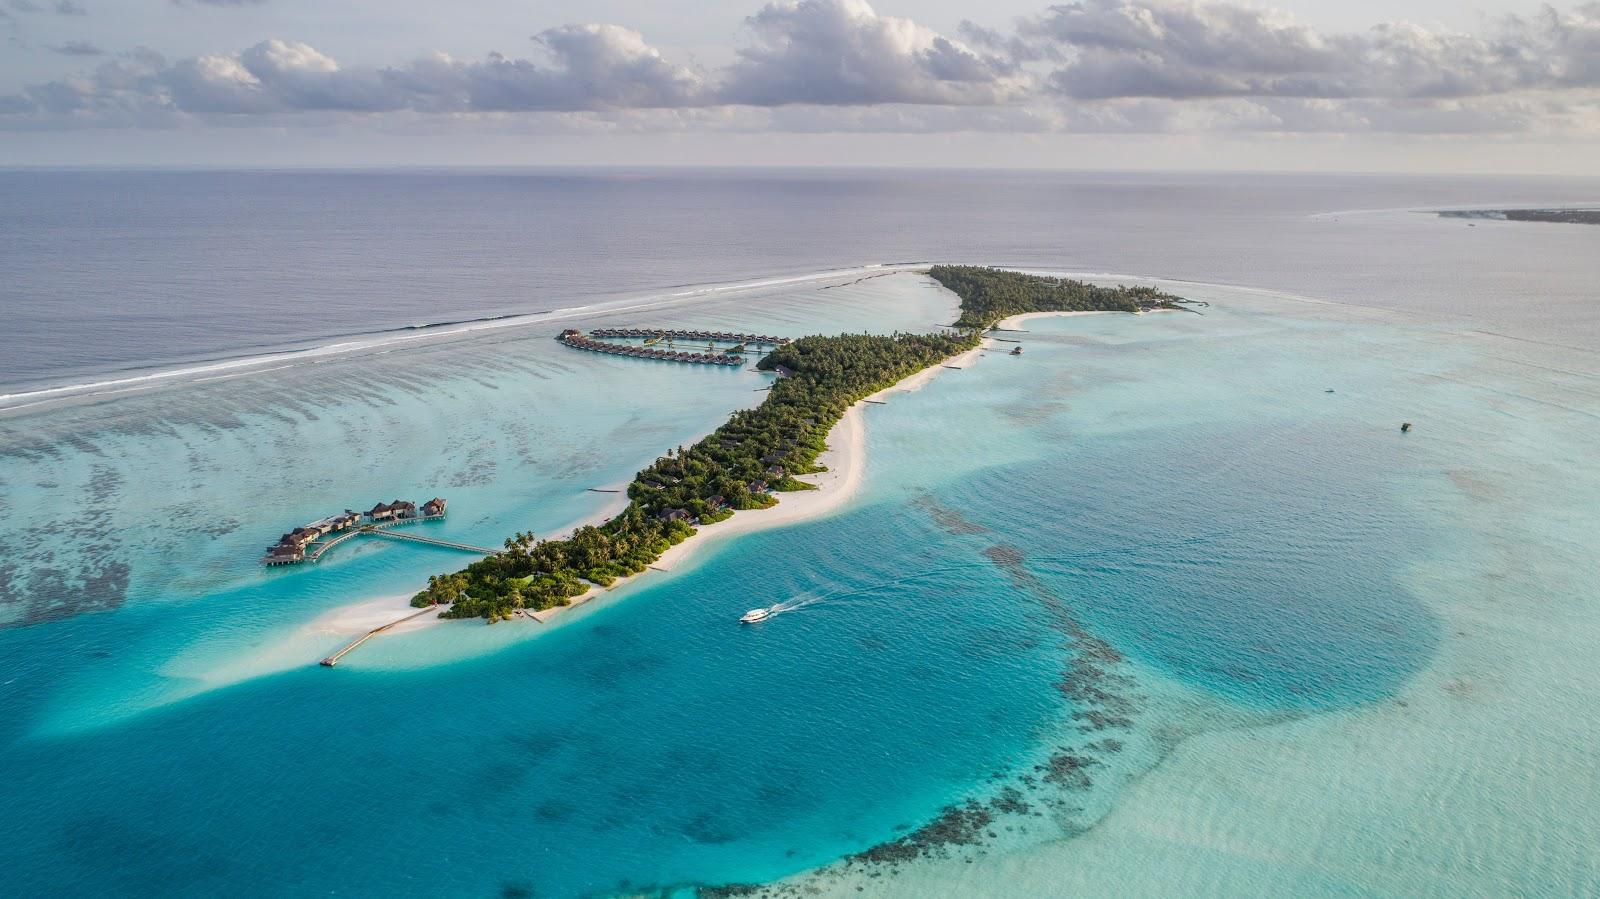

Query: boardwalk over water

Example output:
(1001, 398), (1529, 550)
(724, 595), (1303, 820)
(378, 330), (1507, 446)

(589, 328), (788, 345)
(557, 327), (791, 367)
(266, 513), (499, 566)
(365, 529), (500, 554)
(320, 605), (441, 667)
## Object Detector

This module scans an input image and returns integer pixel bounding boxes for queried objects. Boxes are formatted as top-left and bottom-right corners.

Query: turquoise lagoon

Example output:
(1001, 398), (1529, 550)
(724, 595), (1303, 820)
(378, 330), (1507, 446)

(1, 271), (1596, 897)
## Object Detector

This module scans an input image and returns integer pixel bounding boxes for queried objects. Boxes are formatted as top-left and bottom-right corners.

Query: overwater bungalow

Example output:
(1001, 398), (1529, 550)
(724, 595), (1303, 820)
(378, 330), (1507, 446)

(263, 496), (450, 566)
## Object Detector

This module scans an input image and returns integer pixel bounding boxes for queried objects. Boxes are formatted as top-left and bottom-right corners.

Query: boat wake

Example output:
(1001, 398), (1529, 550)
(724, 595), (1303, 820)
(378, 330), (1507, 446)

(739, 592), (825, 624)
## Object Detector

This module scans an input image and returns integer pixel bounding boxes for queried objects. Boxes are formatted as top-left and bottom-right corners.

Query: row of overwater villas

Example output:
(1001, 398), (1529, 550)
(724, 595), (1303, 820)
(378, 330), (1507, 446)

(262, 497), (447, 563)
(558, 331), (746, 366)
(586, 328), (790, 345)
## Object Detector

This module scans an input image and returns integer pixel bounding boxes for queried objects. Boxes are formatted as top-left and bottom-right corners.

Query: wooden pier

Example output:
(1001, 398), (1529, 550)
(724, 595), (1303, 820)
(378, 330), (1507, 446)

(364, 529), (501, 554)
(301, 528), (363, 563)
(556, 327), (791, 367)
(261, 498), (470, 567)
(265, 515), (452, 566)
(320, 604), (441, 667)
(588, 328), (788, 345)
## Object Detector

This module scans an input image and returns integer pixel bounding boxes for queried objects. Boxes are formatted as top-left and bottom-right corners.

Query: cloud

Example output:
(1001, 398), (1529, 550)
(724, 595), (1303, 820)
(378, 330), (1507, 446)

(48, 39), (102, 55)
(9, 0), (88, 13)
(455, 24), (707, 111)
(721, 0), (1026, 105)
(1028, 0), (1600, 100)
(3, 0), (1600, 140)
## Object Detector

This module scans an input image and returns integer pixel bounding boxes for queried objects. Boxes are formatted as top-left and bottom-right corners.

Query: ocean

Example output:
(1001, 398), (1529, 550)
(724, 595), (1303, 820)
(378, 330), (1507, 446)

(1, 170), (1597, 897)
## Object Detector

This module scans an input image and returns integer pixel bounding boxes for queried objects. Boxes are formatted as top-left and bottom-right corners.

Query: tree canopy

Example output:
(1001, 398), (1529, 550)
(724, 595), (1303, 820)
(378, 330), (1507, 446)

(415, 267), (1183, 622)
(929, 265), (1179, 329)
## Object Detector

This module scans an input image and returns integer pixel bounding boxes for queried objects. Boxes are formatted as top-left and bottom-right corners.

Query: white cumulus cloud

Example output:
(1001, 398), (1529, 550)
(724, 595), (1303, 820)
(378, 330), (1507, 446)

(720, 0), (1027, 105)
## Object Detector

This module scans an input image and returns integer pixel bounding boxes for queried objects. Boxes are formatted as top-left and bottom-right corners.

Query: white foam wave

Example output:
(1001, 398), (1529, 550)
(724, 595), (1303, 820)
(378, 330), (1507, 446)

(0, 263), (920, 413)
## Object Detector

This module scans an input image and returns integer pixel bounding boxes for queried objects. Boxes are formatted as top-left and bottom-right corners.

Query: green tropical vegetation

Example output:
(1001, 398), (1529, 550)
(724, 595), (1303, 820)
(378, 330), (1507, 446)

(415, 329), (977, 621)
(929, 265), (1180, 328)
(416, 266), (1183, 622)
(1439, 208), (1600, 225)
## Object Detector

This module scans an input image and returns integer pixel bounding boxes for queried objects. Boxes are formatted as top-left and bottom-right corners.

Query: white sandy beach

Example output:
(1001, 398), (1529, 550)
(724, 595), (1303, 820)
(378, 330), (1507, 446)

(995, 309), (1126, 330)
(308, 338), (992, 638)
(182, 319), (1067, 679)
(526, 340), (988, 622)
(152, 311), (1089, 692)
(290, 333), (992, 655)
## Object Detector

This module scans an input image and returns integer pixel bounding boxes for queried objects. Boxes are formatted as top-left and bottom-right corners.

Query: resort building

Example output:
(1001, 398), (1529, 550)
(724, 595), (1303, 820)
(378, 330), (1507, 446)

(267, 543), (305, 562)
(262, 496), (450, 565)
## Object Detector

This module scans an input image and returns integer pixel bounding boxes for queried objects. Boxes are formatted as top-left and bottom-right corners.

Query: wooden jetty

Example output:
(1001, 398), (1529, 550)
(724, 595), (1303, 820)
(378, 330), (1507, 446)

(556, 328), (791, 367)
(364, 529), (500, 554)
(262, 497), (468, 567)
(588, 328), (788, 345)
(320, 604), (441, 667)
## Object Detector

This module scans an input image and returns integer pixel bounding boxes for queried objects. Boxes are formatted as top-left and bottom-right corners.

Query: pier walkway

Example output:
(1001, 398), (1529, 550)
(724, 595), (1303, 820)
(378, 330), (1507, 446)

(589, 328), (788, 345)
(264, 512), (494, 567)
(556, 327), (791, 367)
(320, 605), (440, 667)
(365, 529), (501, 554)
(303, 529), (362, 562)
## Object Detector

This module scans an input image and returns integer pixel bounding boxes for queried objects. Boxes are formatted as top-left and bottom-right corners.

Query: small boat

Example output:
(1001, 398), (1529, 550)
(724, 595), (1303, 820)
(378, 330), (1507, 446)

(741, 606), (777, 623)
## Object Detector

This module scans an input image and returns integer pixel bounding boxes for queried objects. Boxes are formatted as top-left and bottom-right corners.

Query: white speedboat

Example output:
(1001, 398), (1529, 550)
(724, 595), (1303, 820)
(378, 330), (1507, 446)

(740, 606), (776, 623)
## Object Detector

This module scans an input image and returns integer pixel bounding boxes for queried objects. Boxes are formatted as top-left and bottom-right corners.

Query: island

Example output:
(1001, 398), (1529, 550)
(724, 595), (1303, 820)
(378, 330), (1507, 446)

(930, 265), (1182, 327)
(410, 266), (1183, 622)
(1439, 208), (1600, 225)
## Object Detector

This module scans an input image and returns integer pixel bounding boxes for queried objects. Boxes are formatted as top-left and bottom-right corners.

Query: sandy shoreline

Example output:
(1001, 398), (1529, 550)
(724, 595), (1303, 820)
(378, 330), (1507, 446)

(525, 341), (988, 622)
(316, 340), (989, 637)
(995, 309), (1126, 330)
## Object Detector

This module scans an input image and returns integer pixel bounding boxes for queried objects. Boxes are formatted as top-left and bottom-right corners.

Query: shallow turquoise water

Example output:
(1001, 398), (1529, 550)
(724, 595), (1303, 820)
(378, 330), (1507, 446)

(2, 269), (1596, 896)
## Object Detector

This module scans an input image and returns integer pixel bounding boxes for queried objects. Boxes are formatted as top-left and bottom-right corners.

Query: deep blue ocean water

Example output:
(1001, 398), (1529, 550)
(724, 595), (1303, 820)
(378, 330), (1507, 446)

(1, 170), (1598, 897)
(4, 169), (1599, 392)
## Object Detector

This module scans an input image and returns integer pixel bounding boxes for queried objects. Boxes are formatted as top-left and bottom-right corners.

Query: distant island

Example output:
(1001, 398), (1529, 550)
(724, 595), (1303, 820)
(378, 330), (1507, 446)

(930, 265), (1182, 327)
(1440, 208), (1600, 225)
(413, 267), (1182, 622)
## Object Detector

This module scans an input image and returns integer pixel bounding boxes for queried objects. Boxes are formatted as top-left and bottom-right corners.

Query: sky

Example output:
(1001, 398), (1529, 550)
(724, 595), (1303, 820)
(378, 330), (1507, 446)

(2, 0), (1598, 172)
